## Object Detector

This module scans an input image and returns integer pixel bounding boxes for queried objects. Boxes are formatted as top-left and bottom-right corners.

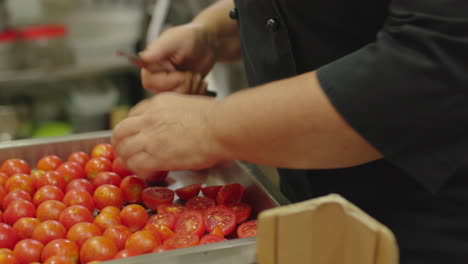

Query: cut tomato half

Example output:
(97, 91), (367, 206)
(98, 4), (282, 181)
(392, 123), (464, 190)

(174, 210), (206, 237)
(216, 183), (244, 205)
(204, 205), (237, 236)
(163, 234), (199, 249)
(185, 196), (216, 212)
(199, 234), (228, 245)
(175, 184), (201, 200)
(146, 213), (176, 230)
(237, 220), (257, 238)
(156, 204), (187, 219)
(201, 186), (222, 199)
(141, 187), (174, 211)
(227, 202), (252, 224)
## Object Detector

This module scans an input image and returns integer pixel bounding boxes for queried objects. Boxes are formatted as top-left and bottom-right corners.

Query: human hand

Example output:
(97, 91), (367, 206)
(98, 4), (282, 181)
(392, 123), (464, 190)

(139, 23), (217, 95)
(111, 93), (227, 180)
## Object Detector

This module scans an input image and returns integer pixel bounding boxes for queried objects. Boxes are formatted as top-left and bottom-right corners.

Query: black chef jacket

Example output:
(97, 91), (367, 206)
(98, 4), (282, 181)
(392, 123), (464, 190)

(232, 0), (468, 263)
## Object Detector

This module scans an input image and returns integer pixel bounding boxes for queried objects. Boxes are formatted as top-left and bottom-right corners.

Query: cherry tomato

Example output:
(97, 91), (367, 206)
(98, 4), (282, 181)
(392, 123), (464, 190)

(84, 157), (112, 183)
(120, 204), (148, 232)
(36, 200), (66, 222)
(0, 223), (18, 249)
(93, 212), (121, 232)
(102, 225), (131, 250)
(41, 238), (79, 263)
(100, 206), (120, 216)
(56, 161), (85, 183)
(67, 151), (90, 167)
(62, 189), (95, 212)
(0, 250), (19, 264)
(201, 185), (222, 200)
(79, 236), (118, 264)
(185, 196), (216, 212)
(216, 183), (244, 205)
(227, 202), (252, 224)
(13, 239), (44, 264)
(33, 185), (64, 207)
(119, 175), (147, 204)
(65, 178), (94, 194)
(58, 205), (94, 230)
(0, 210), (3, 222)
(4, 200), (36, 226)
(2, 190), (31, 210)
(146, 213), (176, 230)
(43, 255), (75, 264)
(91, 143), (115, 161)
(93, 184), (124, 210)
(0, 159), (30, 177)
(145, 171), (169, 184)
(199, 234), (227, 245)
(29, 170), (44, 188)
(113, 248), (141, 259)
(111, 159), (132, 177)
(93, 172), (121, 188)
(13, 217), (40, 240)
(237, 220), (257, 238)
(5, 173), (34, 195)
(174, 210), (206, 237)
(125, 230), (160, 254)
(141, 187), (174, 211)
(144, 223), (175, 241)
(0, 186), (6, 208)
(163, 234), (199, 249)
(35, 171), (67, 191)
(204, 205), (237, 236)
(175, 184), (201, 201)
(66, 222), (102, 248)
(36, 155), (62, 171)
(156, 203), (187, 218)
(0, 172), (8, 186)
(31, 220), (67, 245)
(152, 244), (174, 253)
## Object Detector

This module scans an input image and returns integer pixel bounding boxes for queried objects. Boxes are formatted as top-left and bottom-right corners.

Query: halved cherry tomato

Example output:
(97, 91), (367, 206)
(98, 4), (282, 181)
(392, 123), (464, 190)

(237, 220), (258, 238)
(216, 183), (244, 205)
(36, 155), (62, 171)
(145, 213), (176, 230)
(0, 159), (30, 177)
(156, 203), (186, 218)
(141, 187), (174, 211)
(174, 210), (205, 237)
(145, 171), (168, 184)
(201, 186), (222, 200)
(204, 206), (237, 236)
(227, 202), (252, 224)
(162, 234), (199, 249)
(199, 234), (227, 245)
(185, 196), (216, 212)
(175, 184), (201, 200)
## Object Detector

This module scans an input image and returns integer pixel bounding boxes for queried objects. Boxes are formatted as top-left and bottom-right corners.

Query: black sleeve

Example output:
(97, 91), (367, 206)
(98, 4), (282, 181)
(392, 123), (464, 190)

(316, 0), (468, 192)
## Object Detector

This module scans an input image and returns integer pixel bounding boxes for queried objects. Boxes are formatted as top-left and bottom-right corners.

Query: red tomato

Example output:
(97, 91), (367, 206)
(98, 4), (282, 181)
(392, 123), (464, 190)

(145, 171), (168, 183)
(119, 175), (147, 204)
(0, 250), (19, 264)
(36, 155), (62, 171)
(5, 173), (34, 195)
(204, 206), (237, 236)
(41, 238), (79, 263)
(163, 234), (199, 249)
(43, 255), (75, 264)
(227, 202), (252, 224)
(65, 178), (94, 194)
(13, 217), (40, 240)
(185, 196), (216, 212)
(0, 172), (8, 186)
(113, 248), (141, 259)
(236, 220), (257, 238)
(174, 210), (206, 237)
(0, 186), (6, 208)
(146, 213), (176, 230)
(199, 234), (227, 245)
(31, 220), (67, 245)
(216, 183), (244, 205)
(141, 187), (174, 211)
(56, 161), (85, 183)
(145, 223), (175, 241)
(210, 225), (224, 237)
(36, 200), (66, 222)
(100, 206), (120, 216)
(125, 230), (160, 253)
(93, 172), (121, 188)
(58, 205), (94, 230)
(67, 151), (90, 167)
(93, 212), (121, 232)
(84, 157), (112, 183)
(152, 244), (174, 253)
(66, 222), (102, 248)
(4, 200), (36, 226)
(91, 143), (115, 161)
(93, 184), (124, 210)
(0, 210), (3, 223)
(201, 185), (222, 200)
(62, 189), (95, 212)
(35, 171), (67, 191)
(0, 223), (18, 249)
(2, 190), (31, 210)
(0, 159), (30, 177)
(79, 236), (118, 264)
(29, 170), (44, 189)
(13, 239), (44, 264)
(111, 159), (132, 177)
(120, 204), (148, 232)
(33, 185), (64, 207)
(102, 225), (131, 250)
(175, 184), (201, 200)
(156, 203), (187, 218)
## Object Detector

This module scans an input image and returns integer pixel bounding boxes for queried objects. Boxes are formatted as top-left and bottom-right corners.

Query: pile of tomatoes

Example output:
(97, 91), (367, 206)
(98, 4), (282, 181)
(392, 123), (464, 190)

(0, 143), (258, 264)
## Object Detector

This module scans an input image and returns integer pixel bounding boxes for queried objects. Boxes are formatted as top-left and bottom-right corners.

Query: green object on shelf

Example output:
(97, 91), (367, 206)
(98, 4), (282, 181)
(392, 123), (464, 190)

(33, 121), (72, 138)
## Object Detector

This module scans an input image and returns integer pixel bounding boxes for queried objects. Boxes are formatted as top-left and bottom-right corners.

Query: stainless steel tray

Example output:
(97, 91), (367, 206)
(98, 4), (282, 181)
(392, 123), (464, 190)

(0, 131), (289, 264)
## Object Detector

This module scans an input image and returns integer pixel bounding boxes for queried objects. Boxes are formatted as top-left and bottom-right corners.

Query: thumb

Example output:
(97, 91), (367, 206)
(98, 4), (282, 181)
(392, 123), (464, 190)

(139, 36), (177, 63)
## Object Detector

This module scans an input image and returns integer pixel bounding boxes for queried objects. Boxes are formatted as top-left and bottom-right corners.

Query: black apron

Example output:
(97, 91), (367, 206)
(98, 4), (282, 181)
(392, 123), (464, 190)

(232, 1), (468, 263)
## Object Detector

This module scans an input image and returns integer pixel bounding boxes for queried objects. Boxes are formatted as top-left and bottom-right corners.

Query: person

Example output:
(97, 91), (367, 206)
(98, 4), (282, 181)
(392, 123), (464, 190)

(112, 0), (468, 263)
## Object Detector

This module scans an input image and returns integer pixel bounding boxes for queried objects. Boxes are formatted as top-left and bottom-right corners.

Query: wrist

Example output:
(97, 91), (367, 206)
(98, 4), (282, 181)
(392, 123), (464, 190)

(205, 99), (236, 162)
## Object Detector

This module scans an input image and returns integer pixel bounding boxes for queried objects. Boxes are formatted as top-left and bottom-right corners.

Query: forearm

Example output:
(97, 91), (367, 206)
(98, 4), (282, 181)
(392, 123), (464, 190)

(192, 0), (240, 62)
(210, 72), (382, 169)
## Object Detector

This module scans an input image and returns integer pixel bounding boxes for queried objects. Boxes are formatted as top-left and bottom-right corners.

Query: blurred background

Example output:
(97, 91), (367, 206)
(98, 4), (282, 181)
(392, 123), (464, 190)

(0, 0), (247, 142)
